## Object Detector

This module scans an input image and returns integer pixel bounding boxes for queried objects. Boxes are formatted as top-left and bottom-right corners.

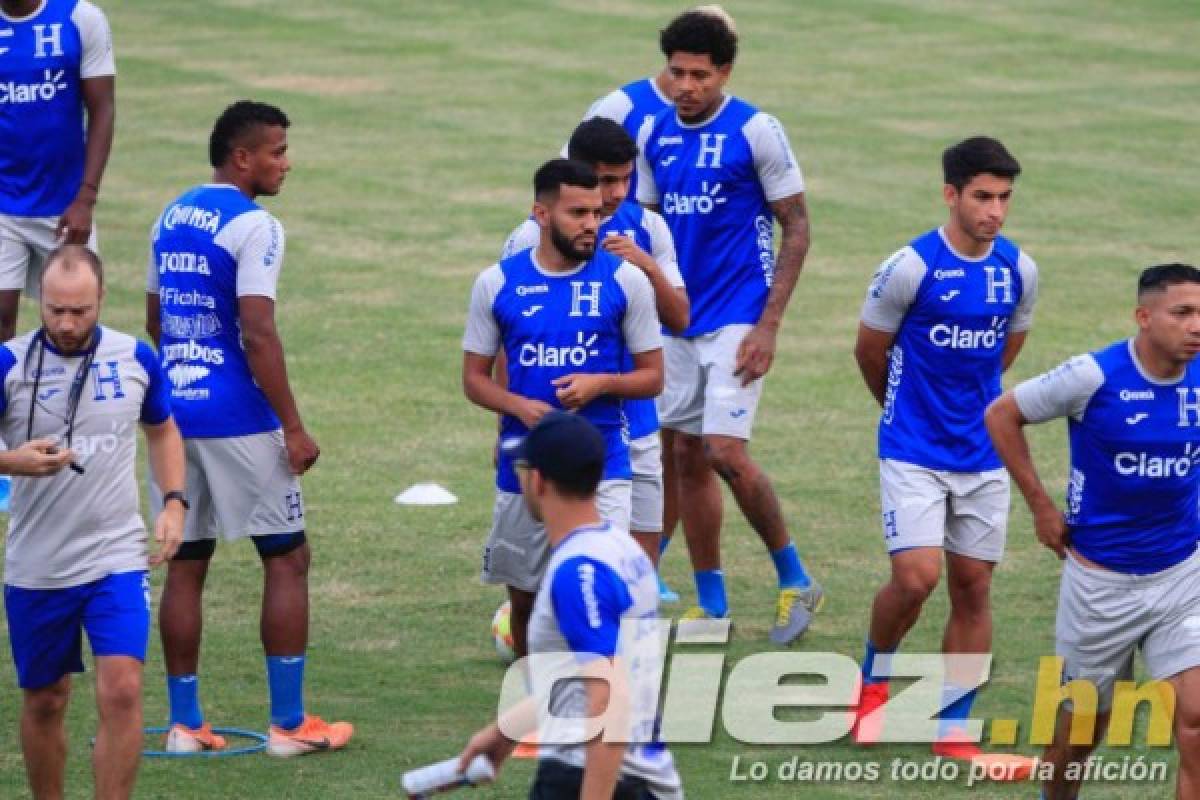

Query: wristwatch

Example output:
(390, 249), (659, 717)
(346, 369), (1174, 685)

(162, 490), (190, 510)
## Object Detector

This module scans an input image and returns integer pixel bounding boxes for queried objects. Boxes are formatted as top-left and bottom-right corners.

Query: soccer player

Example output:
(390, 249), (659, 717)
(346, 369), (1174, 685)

(852, 137), (1037, 775)
(0, 0), (115, 340)
(463, 158), (664, 659)
(2, 245), (185, 800)
(635, 9), (819, 643)
(146, 101), (353, 756)
(502, 117), (688, 570)
(987, 263), (1200, 800)
(457, 412), (683, 800)
(575, 3), (737, 605)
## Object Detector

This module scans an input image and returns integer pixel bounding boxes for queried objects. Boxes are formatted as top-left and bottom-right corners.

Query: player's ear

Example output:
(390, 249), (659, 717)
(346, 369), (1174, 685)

(1134, 301), (1152, 331)
(532, 201), (551, 228)
(942, 183), (957, 209)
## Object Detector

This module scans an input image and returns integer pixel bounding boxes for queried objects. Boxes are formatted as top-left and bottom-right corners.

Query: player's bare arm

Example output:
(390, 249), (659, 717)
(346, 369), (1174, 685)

(145, 292), (161, 347)
(1000, 330), (1028, 372)
(142, 416), (186, 565)
(854, 323), (896, 408)
(57, 76), (115, 244)
(239, 294), (319, 474)
(463, 351), (553, 429)
(601, 234), (689, 332)
(984, 392), (1067, 558)
(736, 192), (810, 385)
(552, 349), (663, 411)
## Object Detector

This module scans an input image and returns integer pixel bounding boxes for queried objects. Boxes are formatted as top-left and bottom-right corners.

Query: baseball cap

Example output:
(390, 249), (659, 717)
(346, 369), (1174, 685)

(503, 412), (605, 493)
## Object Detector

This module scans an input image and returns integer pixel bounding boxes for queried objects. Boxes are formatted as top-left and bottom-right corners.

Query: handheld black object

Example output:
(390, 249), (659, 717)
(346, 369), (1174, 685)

(26, 329), (96, 477)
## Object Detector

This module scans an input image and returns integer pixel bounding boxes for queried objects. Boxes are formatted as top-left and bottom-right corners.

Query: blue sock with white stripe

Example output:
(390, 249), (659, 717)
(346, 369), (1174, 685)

(167, 674), (203, 729)
(693, 569), (728, 618)
(266, 655), (306, 730)
(769, 541), (811, 589)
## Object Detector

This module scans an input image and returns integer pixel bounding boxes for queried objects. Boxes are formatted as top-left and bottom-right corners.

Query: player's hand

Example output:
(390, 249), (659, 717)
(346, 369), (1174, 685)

(150, 504), (184, 566)
(284, 425), (320, 475)
(734, 324), (778, 386)
(56, 193), (96, 245)
(513, 397), (554, 429)
(0, 438), (75, 476)
(602, 233), (655, 272)
(458, 722), (515, 775)
(552, 373), (608, 410)
(1032, 503), (1068, 559)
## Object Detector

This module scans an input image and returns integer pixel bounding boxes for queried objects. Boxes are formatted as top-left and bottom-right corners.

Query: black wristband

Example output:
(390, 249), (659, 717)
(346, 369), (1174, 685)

(162, 490), (189, 510)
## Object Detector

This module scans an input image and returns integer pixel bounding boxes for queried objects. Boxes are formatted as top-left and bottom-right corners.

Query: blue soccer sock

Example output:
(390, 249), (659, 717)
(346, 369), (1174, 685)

(937, 682), (978, 738)
(693, 569), (728, 618)
(770, 541), (811, 589)
(266, 655), (306, 731)
(861, 639), (895, 686)
(167, 673), (203, 729)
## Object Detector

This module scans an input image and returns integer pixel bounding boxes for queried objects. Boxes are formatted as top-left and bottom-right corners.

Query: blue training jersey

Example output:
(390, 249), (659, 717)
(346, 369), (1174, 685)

(861, 228), (1038, 472)
(463, 248), (662, 493)
(583, 77), (672, 202)
(637, 95), (805, 337)
(1015, 340), (1200, 574)
(500, 202), (682, 442)
(0, 0), (113, 217)
(149, 185), (286, 438)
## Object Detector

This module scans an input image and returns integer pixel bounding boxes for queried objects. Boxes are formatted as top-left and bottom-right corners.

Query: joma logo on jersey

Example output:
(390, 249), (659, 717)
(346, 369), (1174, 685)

(0, 69), (67, 105)
(519, 331), (600, 368)
(928, 317), (1007, 350)
(662, 181), (726, 215)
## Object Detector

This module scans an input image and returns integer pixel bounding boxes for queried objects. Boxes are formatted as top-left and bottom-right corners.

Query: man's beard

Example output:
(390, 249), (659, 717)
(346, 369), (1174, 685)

(550, 224), (594, 262)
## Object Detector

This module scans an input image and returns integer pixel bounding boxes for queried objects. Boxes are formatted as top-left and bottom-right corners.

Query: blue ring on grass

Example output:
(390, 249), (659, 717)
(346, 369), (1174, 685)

(138, 726), (268, 758)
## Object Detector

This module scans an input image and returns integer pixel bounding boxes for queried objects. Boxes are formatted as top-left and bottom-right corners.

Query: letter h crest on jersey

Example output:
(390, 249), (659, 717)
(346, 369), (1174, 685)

(569, 281), (603, 318)
(1177, 388), (1200, 427)
(695, 133), (726, 169)
(983, 266), (1013, 304)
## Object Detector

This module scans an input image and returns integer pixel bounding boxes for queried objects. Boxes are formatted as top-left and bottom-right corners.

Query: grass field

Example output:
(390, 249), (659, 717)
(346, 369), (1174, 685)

(1, 0), (1199, 797)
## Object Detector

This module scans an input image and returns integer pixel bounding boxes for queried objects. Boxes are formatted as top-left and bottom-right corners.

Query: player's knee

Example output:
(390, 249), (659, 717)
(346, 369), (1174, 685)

(702, 437), (749, 477)
(672, 433), (706, 470)
(1175, 700), (1200, 752)
(24, 681), (70, 720)
(892, 569), (939, 604)
(97, 669), (142, 715)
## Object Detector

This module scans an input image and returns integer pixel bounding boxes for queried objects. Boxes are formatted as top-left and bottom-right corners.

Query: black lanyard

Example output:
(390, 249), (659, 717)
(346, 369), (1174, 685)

(25, 329), (96, 474)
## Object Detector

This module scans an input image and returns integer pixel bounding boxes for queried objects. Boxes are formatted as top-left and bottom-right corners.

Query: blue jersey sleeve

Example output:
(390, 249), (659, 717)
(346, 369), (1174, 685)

(0, 346), (15, 417)
(135, 341), (172, 425)
(550, 556), (633, 661)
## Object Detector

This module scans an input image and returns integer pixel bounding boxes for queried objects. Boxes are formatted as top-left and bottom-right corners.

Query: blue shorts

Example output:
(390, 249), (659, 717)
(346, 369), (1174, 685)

(4, 571), (150, 690)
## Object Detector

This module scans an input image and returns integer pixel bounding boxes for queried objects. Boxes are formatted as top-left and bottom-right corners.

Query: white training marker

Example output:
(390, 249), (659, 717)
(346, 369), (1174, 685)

(393, 482), (458, 506)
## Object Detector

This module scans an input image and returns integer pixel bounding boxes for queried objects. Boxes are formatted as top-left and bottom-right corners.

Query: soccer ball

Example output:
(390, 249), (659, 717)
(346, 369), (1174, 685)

(491, 601), (515, 663)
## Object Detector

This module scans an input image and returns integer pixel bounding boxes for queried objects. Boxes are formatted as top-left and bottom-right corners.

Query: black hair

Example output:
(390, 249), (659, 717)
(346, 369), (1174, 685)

(660, 10), (737, 67)
(567, 118), (638, 168)
(42, 245), (104, 290)
(942, 136), (1021, 190)
(1138, 263), (1200, 298)
(545, 461), (603, 500)
(209, 100), (290, 168)
(533, 158), (598, 202)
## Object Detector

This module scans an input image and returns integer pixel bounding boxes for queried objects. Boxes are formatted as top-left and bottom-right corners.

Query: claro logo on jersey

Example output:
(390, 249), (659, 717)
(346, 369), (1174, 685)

(1114, 443), (1200, 479)
(662, 181), (726, 215)
(928, 316), (1008, 350)
(519, 331), (600, 368)
(0, 68), (68, 105)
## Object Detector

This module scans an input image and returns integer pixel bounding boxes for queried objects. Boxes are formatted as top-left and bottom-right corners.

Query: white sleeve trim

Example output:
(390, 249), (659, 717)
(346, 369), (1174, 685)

(859, 247), (926, 333)
(583, 89), (634, 126)
(462, 265), (505, 357)
(615, 263), (663, 355)
(634, 117), (659, 205)
(501, 218), (539, 261)
(216, 210), (285, 300)
(1010, 250), (1039, 333)
(641, 209), (683, 288)
(744, 112), (805, 203)
(73, 1), (115, 79)
(1014, 354), (1104, 424)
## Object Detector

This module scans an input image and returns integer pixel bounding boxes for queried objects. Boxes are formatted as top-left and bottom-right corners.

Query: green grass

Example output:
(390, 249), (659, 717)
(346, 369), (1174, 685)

(1, 0), (1198, 797)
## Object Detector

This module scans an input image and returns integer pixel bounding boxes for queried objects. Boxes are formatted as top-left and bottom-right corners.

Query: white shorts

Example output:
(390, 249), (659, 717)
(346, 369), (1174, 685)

(657, 324), (763, 440)
(1056, 547), (1200, 711)
(481, 480), (632, 592)
(0, 213), (99, 294)
(175, 431), (305, 542)
(629, 432), (664, 534)
(878, 459), (1010, 562)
